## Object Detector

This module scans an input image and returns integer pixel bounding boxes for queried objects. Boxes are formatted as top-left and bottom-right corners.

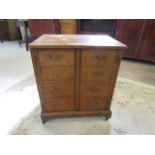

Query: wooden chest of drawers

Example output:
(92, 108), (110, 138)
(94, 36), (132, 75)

(29, 34), (127, 123)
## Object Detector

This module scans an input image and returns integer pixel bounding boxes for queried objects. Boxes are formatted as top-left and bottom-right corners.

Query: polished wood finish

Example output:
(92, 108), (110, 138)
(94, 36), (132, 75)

(39, 67), (74, 81)
(81, 50), (116, 66)
(115, 19), (144, 58)
(137, 20), (155, 62)
(59, 19), (77, 34)
(37, 49), (74, 66)
(80, 81), (109, 96)
(28, 19), (58, 37)
(40, 81), (74, 97)
(42, 97), (75, 112)
(81, 67), (113, 81)
(79, 96), (107, 111)
(29, 34), (126, 123)
(116, 19), (155, 62)
(29, 34), (127, 49)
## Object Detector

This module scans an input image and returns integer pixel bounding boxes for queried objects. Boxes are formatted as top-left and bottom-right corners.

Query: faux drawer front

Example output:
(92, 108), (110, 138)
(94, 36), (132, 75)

(80, 96), (107, 111)
(80, 81), (109, 96)
(81, 50), (116, 66)
(38, 49), (74, 66)
(40, 67), (74, 81)
(81, 67), (113, 81)
(40, 81), (74, 97)
(42, 97), (74, 112)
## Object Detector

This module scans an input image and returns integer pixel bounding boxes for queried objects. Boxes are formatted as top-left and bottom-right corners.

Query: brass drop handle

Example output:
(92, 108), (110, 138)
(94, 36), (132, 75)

(92, 69), (105, 76)
(50, 72), (62, 78)
(50, 87), (62, 92)
(89, 101), (98, 105)
(91, 86), (100, 92)
(48, 54), (63, 61)
(51, 102), (64, 106)
(92, 54), (107, 61)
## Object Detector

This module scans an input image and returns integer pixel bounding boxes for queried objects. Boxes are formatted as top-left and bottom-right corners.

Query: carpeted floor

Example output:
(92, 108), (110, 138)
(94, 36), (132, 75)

(1, 41), (155, 135)
(9, 77), (155, 135)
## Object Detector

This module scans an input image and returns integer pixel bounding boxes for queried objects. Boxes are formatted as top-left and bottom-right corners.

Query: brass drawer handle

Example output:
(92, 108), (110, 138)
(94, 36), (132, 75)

(50, 102), (64, 106)
(48, 54), (63, 61)
(91, 54), (107, 61)
(50, 72), (62, 78)
(91, 86), (101, 92)
(89, 101), (98, 105)
(92, 69), (105, 76)
(50, 87), (63, 92)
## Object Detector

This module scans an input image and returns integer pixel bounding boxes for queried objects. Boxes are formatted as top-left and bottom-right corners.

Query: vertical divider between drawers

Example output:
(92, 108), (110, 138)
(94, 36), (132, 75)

(75, 49), (81, 111)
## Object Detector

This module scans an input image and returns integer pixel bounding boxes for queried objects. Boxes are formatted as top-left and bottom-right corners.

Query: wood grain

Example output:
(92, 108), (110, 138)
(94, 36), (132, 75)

(29, 35), (126, 123)
(29, 34), (127, 49)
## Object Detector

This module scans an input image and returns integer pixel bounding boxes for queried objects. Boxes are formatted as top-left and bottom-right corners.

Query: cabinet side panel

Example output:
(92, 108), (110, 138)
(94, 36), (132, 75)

(106, 50), (124, 110)
(30, 49), (44, 112)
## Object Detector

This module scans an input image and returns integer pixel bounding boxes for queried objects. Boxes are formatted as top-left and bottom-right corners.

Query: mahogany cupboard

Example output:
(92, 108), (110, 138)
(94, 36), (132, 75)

(137, 20), (155, 61)
(28, 19), (59, 37)
(115, 19), (155, 62)
(29, 34), (127, 123)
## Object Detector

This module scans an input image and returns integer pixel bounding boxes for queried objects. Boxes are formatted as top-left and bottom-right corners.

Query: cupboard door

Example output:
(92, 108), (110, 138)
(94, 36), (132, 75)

(137, 20), (155, 61)
(115, 19), (144, 58)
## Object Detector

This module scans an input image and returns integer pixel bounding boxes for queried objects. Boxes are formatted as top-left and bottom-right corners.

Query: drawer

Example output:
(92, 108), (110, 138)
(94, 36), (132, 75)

(81, 67), (113, 81)
(38, 49), (74, 66)
(80, 81), (109, 96)
(40, 67), (74, 81)
(40, 81), (74, 97)
(81, 50), (116, 66)
(80, 96), (107, 111)
(42, 97), (74, 112)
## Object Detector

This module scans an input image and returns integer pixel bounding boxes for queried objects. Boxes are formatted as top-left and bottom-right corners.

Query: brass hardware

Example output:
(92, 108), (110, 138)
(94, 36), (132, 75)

(50, 87), (62, 92)
(50, 102), (64, 106)
(91, 86), (101, 92)
(92, 69), (105, 76)
(89, 101), (98, 105)
(48, 54), (63, 61)
(91, 54), (107, 61)
(50, 72), (62, 78)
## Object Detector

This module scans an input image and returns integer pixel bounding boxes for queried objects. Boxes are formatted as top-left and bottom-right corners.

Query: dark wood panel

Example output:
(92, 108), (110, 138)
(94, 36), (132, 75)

(137, 20), (155, 61)
(115, 19), (144, 58)
(28, 19), (57, 37)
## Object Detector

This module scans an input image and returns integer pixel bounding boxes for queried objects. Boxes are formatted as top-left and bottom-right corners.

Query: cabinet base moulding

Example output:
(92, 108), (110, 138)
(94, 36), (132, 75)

(41, 110), (112, 123)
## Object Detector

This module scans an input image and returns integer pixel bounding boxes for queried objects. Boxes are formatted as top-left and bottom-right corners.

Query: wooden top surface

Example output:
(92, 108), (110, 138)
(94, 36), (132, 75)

(29, 34), (127, 49)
